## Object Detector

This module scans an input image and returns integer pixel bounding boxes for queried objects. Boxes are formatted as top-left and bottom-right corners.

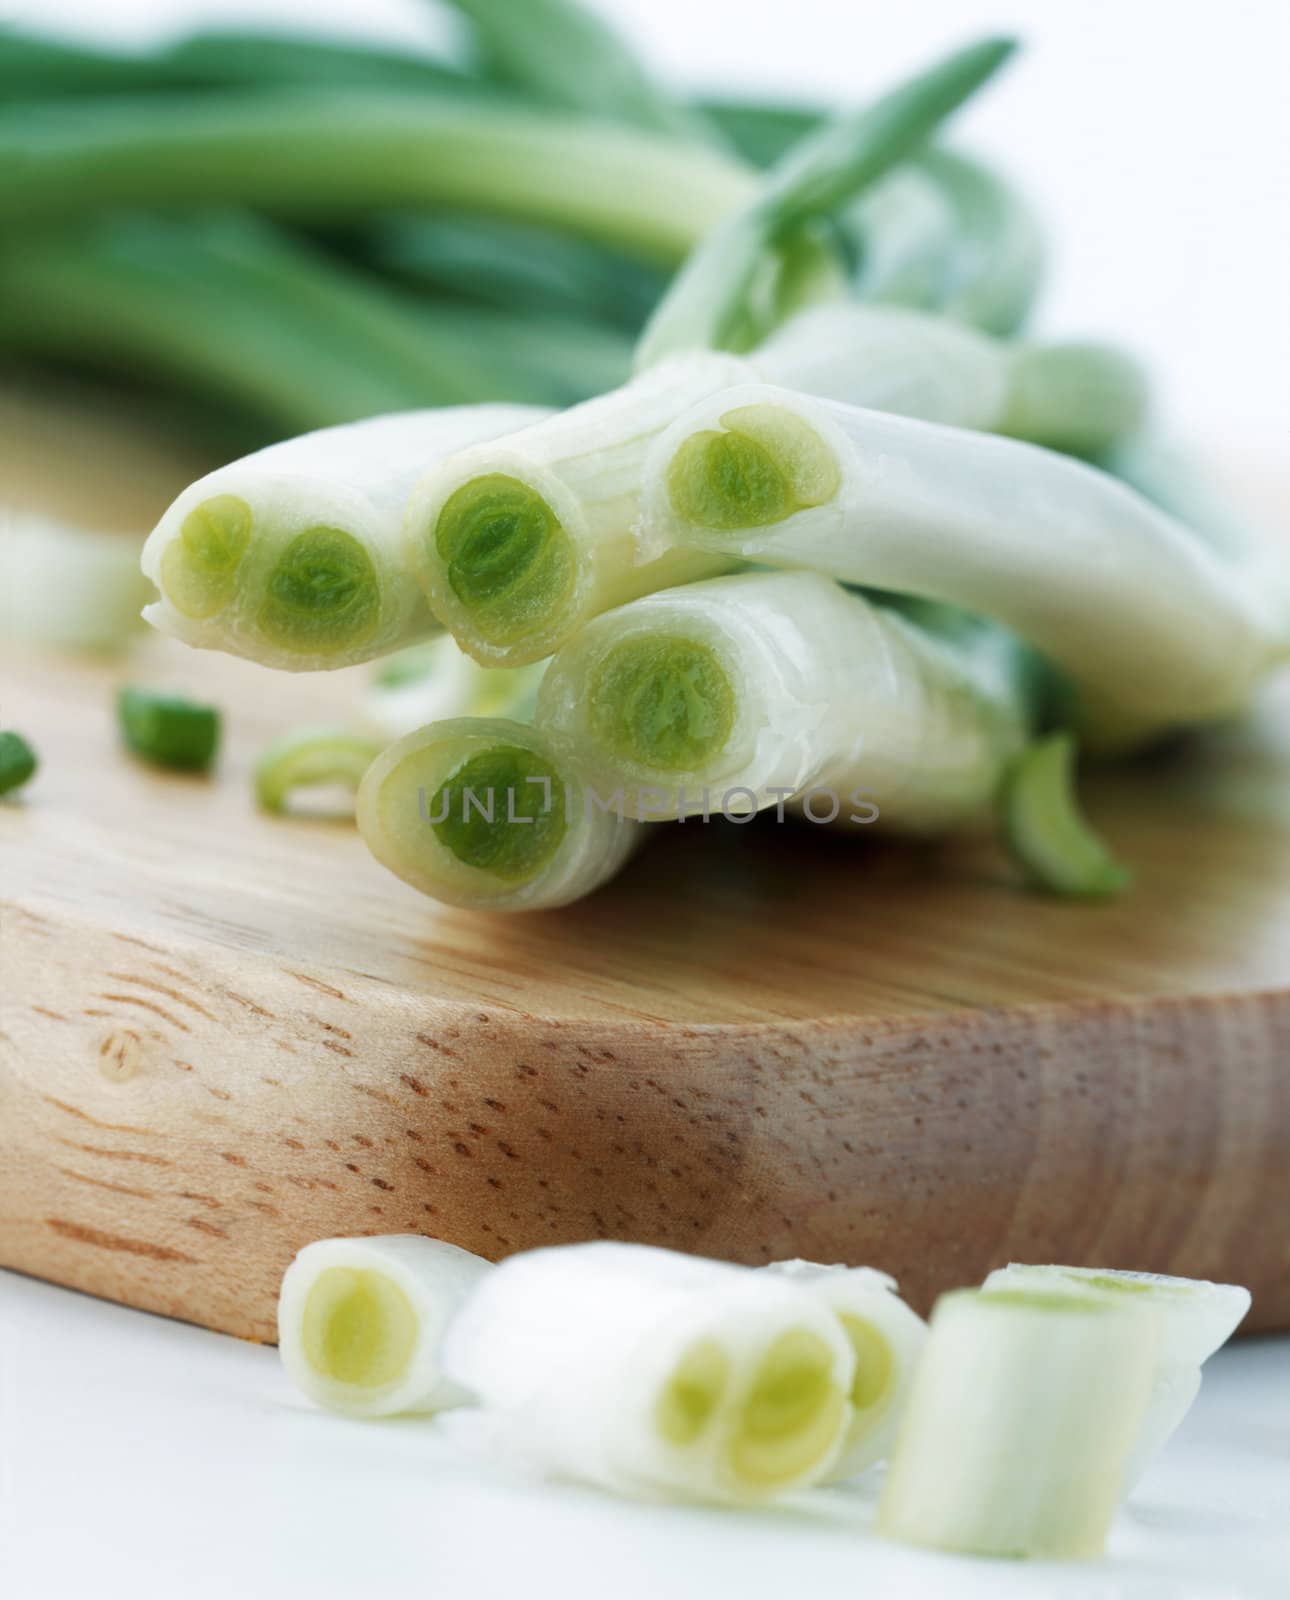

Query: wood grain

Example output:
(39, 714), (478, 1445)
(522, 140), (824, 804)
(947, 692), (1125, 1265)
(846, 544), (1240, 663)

(2, 447), (1288, 1340)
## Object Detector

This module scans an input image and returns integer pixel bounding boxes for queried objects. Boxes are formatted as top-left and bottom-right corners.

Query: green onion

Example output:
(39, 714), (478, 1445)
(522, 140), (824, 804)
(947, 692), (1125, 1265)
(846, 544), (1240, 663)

(254, 727), (382, 816)
(983, 1264), (1251, 1486)
(1000, 734), (1131, 899)
(536, 570), (1030, 826)
(876, 1286), (1158, 1560)
(702, 100), (1044, 335)
(278, 1235), (492, 1418)
(356, 717), (642, 911)
(402, 355), (747, 666)
(117, 687), (221, 772)
(644, 382), (1288, 745)
(143, 403), (547, 672)
(440, 1242), (856, 1503)
(0, 91), (753, 266)
(764, 1260), (927, 1481)
(0, 730), (38, 795)
(635, 36), (1017, 365)
(403, 302), (1135, 670)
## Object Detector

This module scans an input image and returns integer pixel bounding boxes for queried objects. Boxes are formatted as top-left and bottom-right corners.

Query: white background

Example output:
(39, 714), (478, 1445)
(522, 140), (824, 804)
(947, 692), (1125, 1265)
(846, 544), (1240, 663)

(3, 0), (1289, 453)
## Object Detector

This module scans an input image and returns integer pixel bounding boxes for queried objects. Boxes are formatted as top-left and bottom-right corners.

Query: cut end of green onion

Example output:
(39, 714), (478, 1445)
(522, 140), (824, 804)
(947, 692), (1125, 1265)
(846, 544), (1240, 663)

(279, 1234), (491, 1419)
(1001, 732), (1132, 899)
(432, 473), (576, 651)
(257, 525), (380, 655)
(431, 744), (568, 881)
(160, 494), (252, 620)
(666, 403), (840, 532)
(117, 686), (220, 773)
(356, 719), (591, 909)
(587, 632), (736, 773)
(984, 1263), (1252, 1369)
(301, 1265), (418, 1391)
(877, 1284), (1157, 1561)
(254, 726), (382, 816)
(725, 1327), (846, 1490)
(0, 731), (38, 797)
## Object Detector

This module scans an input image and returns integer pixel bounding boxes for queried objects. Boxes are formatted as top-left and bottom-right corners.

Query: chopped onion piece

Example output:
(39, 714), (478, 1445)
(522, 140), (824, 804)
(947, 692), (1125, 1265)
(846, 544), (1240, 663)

(877, 1286), (1158, 1560)
(765, 1259), (927, 1479)
(983, 1263), (1250, 1485)
(277, 1233), (491, 1418)
(441, 1241), (855, 1504)
(0, 730), (38, 796)
(254, 726), (381, 815)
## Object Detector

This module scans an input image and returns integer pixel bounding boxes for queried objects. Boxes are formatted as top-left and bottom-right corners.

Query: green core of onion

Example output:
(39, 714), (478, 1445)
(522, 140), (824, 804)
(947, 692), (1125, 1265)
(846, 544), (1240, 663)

(655, 1338), (731, 1447)
(301, 1266), (418, 1390)
(257, 526), (380, 654)
(587, 633), (735, 772)
(666, 404), (841, 533)
(162, 494), (252, 619)
(727, 1329), (845, 1488)
(431, 744), (567, 882)
(433, 474), (576, 647)
(839, 1312), (895, 1412)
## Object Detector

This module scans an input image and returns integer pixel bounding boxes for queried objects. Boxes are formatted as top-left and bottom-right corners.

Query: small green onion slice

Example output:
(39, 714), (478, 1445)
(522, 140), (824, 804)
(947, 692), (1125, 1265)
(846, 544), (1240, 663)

(1001, 732), (1131, 898)
(254, 726), (382, 816)
(117, 686), (221, 772)
(0, 731), (38, 796)
(877, 1285), (1158, 1560)
(277, 1234), (492, 1419)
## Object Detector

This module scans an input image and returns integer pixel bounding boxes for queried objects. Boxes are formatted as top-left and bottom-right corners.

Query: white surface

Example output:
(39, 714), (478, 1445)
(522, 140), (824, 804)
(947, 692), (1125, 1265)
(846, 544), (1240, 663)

(1, 1268), (1287, 1599)
(4, 0), (1289, 454)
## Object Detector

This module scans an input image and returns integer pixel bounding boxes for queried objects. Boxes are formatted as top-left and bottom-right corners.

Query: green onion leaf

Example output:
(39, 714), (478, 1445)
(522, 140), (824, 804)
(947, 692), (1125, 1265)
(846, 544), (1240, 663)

(117, 686), (220, 772)
(0, 730), (38, 795)
(636, 35), (1018, 366)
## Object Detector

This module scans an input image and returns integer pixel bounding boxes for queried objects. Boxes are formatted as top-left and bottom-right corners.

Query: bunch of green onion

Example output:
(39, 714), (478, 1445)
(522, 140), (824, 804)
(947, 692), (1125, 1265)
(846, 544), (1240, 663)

(9, 3), (1287, 908)
(276, 1232), (1249, 1558)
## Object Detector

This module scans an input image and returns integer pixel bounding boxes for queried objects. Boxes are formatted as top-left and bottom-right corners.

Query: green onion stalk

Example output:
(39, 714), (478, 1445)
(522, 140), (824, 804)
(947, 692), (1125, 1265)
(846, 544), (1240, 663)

(357, 718), (643, 912)
(535, 571), (1032, 827)
(642, 382), (1290, 748)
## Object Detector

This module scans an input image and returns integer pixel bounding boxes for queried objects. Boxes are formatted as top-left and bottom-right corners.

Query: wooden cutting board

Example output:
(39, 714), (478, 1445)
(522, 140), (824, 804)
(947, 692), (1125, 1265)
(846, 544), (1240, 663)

(2, 420), (1288, 1342)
